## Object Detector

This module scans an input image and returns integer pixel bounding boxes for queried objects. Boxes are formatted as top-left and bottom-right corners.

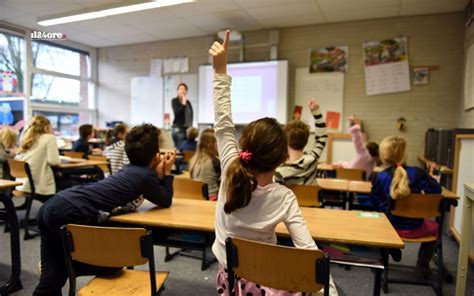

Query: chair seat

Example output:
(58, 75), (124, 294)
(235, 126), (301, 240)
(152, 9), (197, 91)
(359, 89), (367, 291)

(12, 190), (27, 197)
(401, 235), (437, 243)
(78, 269), (168, 296)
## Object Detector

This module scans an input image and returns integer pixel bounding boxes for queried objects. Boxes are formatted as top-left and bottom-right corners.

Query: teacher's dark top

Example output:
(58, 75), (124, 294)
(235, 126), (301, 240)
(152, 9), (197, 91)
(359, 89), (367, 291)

(172, 97), (193, 128)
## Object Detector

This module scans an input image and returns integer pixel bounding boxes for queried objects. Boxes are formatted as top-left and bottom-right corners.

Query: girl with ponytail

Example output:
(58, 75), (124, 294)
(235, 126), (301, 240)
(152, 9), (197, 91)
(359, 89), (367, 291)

(210, 31), (337, 295)
(370, 136), (442, 278)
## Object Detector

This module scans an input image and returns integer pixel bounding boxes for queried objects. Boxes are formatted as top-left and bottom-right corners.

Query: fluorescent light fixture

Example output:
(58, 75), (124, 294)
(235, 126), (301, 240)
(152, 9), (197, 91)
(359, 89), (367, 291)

(38, 0), (195, 26)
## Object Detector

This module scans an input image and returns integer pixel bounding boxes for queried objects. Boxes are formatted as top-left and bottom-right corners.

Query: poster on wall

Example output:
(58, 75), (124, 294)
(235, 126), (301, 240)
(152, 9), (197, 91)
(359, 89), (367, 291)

(413, 67), (429, 85)
(309, 46), (348, 73)
(363, 37), (411, 96)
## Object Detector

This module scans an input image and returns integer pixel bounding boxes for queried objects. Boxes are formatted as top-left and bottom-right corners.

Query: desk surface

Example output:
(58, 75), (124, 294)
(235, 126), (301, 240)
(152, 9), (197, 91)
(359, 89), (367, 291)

(317, 178), (348, 191)
(0, 179), (22, 189)
(111, 198), (404, 249)
(347, 181), (458, 199)
(317, 163), (334, 171)
(55, 160), (109, 169)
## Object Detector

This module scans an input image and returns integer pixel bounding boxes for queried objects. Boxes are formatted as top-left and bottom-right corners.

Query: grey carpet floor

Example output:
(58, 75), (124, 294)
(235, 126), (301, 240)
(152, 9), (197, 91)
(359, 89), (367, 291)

(1, 200), (473, 296)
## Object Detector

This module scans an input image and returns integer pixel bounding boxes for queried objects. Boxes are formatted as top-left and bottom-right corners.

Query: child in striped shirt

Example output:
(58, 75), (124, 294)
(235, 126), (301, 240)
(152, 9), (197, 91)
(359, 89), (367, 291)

(104, 124), (129, 174)
(275, 101), (328, 185)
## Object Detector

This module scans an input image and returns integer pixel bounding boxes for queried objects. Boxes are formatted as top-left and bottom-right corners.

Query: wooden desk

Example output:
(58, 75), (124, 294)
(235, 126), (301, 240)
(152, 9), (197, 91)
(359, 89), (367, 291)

(455, 183), (474, 296)
(347, 181), (459, 199)
(317, 163), (334, 171)
(55, 159), (109, 169)
(111, 199), (403, 249)
(317, 178), (348, 191)
(175, 171), (190, 179)
(0, 180), (22, 189)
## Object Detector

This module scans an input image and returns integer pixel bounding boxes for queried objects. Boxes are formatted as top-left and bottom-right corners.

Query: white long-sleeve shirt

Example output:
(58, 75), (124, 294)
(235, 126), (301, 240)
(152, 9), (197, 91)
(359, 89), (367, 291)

(211, 74), (337, 295)
(16, 134), (60, 195)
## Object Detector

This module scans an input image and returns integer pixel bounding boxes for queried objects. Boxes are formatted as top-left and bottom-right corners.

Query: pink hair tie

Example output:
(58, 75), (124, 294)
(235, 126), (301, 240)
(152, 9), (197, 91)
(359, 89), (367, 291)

(239, 150), (252, 162)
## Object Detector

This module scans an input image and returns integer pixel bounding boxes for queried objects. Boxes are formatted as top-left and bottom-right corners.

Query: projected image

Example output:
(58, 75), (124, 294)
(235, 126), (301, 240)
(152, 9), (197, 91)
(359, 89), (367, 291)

(198, 61), (287, 124)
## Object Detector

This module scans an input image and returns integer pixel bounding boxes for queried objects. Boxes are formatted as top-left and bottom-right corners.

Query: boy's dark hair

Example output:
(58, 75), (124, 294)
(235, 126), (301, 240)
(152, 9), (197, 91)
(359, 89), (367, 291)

(177, 82), (188, 91)
(79, 124), (93, 139)
(125, 124), (160, 166)
(284, 120), (310, 150)
(366, 141), (379, 158)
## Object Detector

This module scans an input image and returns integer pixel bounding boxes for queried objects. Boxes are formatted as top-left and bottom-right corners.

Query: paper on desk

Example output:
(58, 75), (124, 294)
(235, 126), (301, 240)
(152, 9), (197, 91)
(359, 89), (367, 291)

(358, 212), (382, 218)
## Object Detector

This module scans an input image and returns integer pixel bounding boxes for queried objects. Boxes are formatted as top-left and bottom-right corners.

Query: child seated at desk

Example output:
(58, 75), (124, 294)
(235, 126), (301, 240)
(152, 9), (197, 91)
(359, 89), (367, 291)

(104, 123), (129, 174)
(189, 128), (220, 201)
(369, 136), (441, 278)
(333, 116), (380, 180)
(0, 127), (18, 178)
(274, 98), (328, 185)
(15, 115), (60, 197)
(178, 126), (198, 152)
(72, 124), (102, 156)
(209, 31), (337, 296)
(33, 123), (176, 296)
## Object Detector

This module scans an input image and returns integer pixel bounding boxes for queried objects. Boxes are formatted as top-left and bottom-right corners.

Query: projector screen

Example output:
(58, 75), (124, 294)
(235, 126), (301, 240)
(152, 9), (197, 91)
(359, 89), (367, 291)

(198, 60), (288, 124)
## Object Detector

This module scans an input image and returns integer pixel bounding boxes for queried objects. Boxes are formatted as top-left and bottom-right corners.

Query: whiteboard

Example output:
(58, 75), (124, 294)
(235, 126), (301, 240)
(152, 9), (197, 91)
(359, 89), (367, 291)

(130, 76), (163, 127)
(453, 138), (474, 257)
(163, 74), (198, 127)
(294, 69), (344, 131)
(464, 44), (474, 110)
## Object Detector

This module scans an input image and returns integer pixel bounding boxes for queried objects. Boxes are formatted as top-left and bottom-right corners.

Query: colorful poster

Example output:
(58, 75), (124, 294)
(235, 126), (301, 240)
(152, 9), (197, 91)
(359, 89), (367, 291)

(413, 67), (429, 85)
(363, 37), (410, 96)
(310, 46), (348, 73)
(326, 111), (341, 130)
(293, 105), (302, 120)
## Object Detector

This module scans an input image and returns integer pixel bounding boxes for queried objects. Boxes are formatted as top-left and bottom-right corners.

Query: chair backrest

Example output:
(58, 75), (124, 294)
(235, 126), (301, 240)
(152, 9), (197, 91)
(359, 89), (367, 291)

(173, 177), (208, 200)
(61, 224), (157, 296)
(287, 184), (321, 207)
(7, 159), (28, 179)
(63, 151), (85, 159)
(335, 168), (365, 181)
(390, 193), (444, 219)
(87, 155), (110, 174)
(225, 237), (329, 295)
(182, 151), (195, 163)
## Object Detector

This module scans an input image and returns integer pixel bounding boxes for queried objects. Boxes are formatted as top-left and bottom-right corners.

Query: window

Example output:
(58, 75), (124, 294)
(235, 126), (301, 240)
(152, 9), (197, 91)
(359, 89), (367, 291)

(0, 32), (25, 98)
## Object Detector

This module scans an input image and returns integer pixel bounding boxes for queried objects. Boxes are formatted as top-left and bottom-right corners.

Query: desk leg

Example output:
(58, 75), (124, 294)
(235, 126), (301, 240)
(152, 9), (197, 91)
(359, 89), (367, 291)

(0, 193), (22, 294)
(455, 198), (472, 296)
(373, 268), (382, 296)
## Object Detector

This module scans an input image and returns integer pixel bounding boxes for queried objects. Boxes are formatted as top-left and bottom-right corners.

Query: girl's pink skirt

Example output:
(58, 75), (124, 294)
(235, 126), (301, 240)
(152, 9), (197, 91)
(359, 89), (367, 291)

(216, 265), (311, 296)
(396, 219), (439, 239)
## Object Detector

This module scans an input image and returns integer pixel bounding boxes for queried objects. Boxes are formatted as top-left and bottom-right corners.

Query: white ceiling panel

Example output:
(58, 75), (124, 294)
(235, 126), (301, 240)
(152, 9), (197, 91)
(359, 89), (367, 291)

(0, 0), (466, 48)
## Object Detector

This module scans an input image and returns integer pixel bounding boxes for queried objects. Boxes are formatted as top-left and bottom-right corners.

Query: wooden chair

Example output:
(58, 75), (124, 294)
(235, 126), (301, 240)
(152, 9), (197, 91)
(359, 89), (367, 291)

(7, 159), (51, 240)
(173, 178), (208, 200)
(87, 155), (112, 175)
(61, 224), (168, 296)
(63, 151), (85, 159)
(225, 237), (330, 296)
(164, 178), (211, 269)
(383, 193), (456, 296)
(287, 184), (321, 207)
(335, 168), (365, 181)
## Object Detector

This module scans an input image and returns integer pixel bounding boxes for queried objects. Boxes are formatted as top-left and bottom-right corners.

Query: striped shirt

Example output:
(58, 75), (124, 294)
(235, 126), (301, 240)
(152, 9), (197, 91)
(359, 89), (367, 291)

(274, 109), (328, 185)
(104, 140), (129, 174)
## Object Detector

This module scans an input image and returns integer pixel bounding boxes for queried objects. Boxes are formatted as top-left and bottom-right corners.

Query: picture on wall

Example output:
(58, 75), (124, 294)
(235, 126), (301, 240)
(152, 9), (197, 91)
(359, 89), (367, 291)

(310, 46), (348, 73)
(413, 67), (429, 85)
(363, 37), (408, 66)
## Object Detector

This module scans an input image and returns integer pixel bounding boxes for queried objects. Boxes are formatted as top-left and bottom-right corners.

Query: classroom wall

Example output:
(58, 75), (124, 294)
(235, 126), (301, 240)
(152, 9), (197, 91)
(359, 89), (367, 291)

(97, 12), (464, 165)
(461, 23), (474, 128)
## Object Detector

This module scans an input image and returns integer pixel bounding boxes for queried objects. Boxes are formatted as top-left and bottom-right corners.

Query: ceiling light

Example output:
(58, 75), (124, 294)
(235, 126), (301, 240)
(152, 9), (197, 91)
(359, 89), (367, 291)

(38, 0), (195, 26)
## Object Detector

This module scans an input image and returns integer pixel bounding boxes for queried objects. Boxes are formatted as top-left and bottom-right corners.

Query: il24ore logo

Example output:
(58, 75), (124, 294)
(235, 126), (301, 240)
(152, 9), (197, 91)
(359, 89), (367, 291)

(31, 31), (67, 40)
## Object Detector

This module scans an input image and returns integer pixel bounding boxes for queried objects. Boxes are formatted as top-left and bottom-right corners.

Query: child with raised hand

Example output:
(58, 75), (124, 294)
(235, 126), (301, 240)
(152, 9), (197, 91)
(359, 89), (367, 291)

(33, 123), (175, 296)
(370, 136), (441, 278)
(333, 116), (380, 179)
(209, 30), (337, 296)
(275, 99), (327, 185)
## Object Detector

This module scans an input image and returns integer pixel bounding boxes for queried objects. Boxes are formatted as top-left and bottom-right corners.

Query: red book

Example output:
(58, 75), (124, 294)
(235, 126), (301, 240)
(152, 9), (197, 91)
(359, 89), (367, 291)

(326, 111), (340, 129)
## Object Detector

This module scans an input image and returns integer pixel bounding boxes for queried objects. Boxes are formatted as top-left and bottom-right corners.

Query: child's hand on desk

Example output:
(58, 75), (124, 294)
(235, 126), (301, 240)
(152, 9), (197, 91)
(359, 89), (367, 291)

(209, 30), (230, 74)
(308, 98), (319, 111)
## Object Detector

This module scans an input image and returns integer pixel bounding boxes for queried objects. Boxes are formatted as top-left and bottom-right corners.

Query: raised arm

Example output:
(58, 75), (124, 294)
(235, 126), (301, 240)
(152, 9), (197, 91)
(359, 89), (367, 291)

(308, 99), (328, 159)
(209, 30), (239, 171)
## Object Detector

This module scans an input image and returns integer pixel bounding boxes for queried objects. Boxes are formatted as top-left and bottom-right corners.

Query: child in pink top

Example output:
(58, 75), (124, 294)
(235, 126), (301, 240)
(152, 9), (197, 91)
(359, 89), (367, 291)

(334, 116), (379, 180)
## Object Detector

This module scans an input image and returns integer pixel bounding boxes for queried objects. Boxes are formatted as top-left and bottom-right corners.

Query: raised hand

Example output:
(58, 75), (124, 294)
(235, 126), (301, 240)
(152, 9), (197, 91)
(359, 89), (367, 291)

(209, 30), (230, 74)
(308, 98), (319, 112)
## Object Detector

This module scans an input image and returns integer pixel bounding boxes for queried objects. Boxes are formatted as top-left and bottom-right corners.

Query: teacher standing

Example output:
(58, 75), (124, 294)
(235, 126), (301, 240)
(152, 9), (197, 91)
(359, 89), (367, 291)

(171, 82), (193, 148)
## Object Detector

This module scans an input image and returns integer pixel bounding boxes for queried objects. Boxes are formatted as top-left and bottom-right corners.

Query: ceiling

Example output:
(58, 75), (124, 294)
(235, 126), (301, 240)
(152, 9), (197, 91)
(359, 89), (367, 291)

(0, 0), (467, 48)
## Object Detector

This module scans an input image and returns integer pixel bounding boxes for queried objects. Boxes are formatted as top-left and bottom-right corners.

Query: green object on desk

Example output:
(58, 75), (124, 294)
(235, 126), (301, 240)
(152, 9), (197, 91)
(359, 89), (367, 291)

(358, 212), (382, 218)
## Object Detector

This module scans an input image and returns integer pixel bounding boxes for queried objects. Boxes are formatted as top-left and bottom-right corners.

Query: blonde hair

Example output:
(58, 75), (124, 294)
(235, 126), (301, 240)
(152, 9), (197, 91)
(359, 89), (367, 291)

(379, 136), (410, 200)
(20, 115), (51, 152)
(0, 127), (17, 148)
(189, 129), (218, 176)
